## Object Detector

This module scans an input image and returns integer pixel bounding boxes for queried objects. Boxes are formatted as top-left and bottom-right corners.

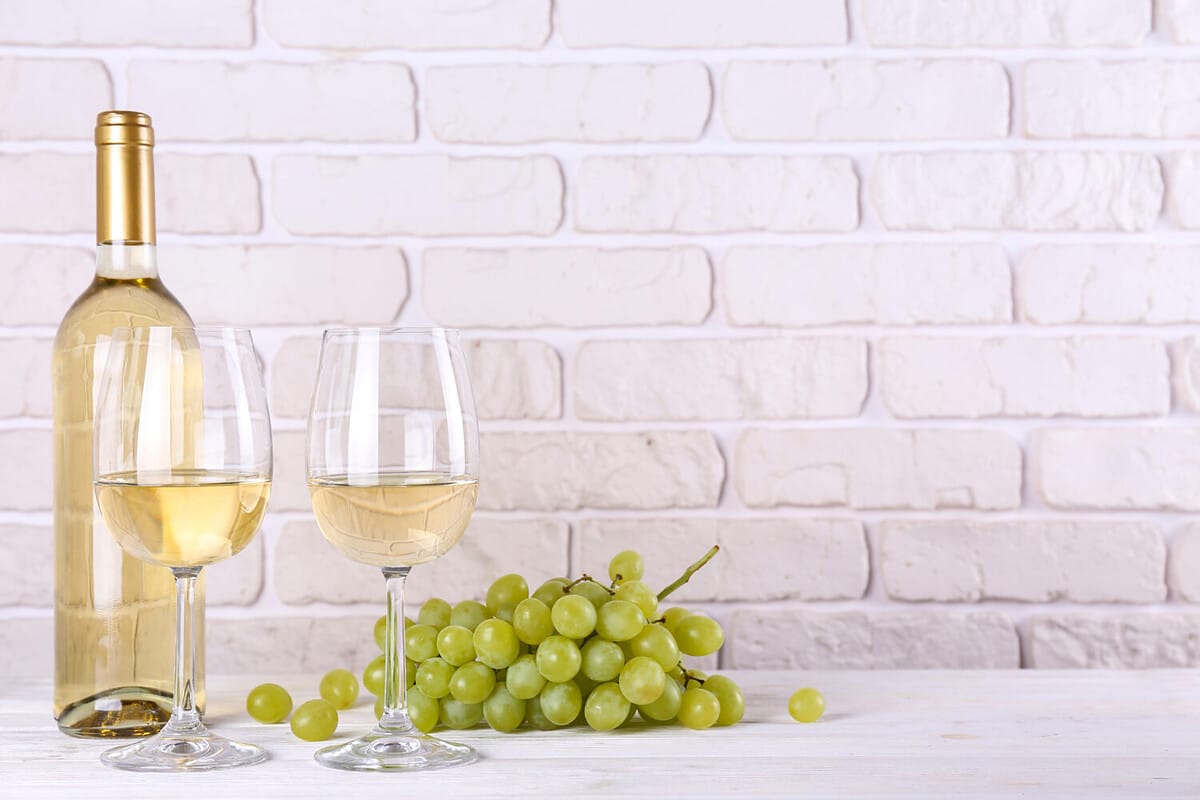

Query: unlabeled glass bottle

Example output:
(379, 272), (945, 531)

(53, 110), (203, 737)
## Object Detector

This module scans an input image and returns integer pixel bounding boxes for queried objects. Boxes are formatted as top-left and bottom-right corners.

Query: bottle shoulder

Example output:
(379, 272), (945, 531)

(54, 276), (194, 352)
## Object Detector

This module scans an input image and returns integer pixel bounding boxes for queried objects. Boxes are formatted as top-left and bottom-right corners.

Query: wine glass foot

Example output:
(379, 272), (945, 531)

(314, 727), (477, 772)
(100, 721), (267, 772)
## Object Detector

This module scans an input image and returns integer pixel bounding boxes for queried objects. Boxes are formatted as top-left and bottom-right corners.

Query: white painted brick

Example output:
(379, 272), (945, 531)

(0, 153), (89, 232)
(576, 156), (857, 233)
(269, 429), (308, 512)
(129, 61), (415, 142)
(0, 246), (93, 325)
(276, 518), (569, 605)
(0, 339), (51, 417)
(204, 536), (263, 606)
(1165, 152), (1200, 229)
(1168, 524), (1200, 602)
(207, 616), (379, 675)
(881, 336), (1169, 418)
(162, 246), (407, 326)
(723, 244), (1011, 327)
(1157, 0), (1200, 43)
(263, 0), (549, 50)
(1034, 429), (1200, 510)
(0, 618), (50, 679)
(0, 0), (253, 47)
(871, 152), (1162, 232)
(577, 518), (868, 602)
(574, 338), (867, 421)
(736, 429), (1021, 510)
(0, 430), (50, 510)
(158, 154), (261, 235)
(724, 60), (1008, 141)
(860, 0), (1149, 47)
(271, 337), (561, 420)
(727, 609), (1019, 669)
(0, 58), (110, 139)
(1171, 338), (1200, 413)
(426, 63), (710, 144)
(480, 431), (723, 511)
(423, 247), (711, 328)
(273, 155), (561, 236)
(1028, 614), (1200, 667)
(881, 520), (1166, 603)
(557, 0), (846, 47)
(0, 525), (51, 606)
(1018, 245), (1200, 324)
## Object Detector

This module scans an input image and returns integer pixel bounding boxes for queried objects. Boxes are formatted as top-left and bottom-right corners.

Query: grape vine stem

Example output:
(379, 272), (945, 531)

(658, 545), (720, 601)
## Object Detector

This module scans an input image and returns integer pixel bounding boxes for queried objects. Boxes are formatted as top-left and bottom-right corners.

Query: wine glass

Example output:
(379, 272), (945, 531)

(93, 326), (272, 771)
(306, 327), (479, 772)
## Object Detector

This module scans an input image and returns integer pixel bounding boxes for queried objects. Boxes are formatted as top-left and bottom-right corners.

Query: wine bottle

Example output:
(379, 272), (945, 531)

(53, 110), (204, 737)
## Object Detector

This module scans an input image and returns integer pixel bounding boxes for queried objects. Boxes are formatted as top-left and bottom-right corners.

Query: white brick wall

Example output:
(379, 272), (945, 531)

(6, 0), (1200, 674)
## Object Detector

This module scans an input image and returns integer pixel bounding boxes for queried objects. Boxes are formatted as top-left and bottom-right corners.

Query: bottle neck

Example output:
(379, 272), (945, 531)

(96, 243), (159, 280)
(96, 130), (156, 247)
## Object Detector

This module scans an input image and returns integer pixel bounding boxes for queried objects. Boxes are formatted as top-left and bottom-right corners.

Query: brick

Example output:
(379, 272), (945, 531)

(276, 518), (568, 605)
(1028, 614), (1200, 667)
(0, 0), (253, 47)
(723, 244), (1011, 327)
(0, 524), (51, 606)
(724, 60), (1008, 141)
(204, 535), (263, 606)
(1034, 429), (1200, 510)
(263, 0), (549, 50)
(880, 336), (1168, 418)
(158, 154), (261, 235)
(860, 0), (1149, 47)
(129, 61), (415, 142)
(0, 430), (50, 510)
(0, 339), (51, 417)
(576, 156), (857, 233)
(557, 0), (846, 47)
(727, 609), (1019, 669)
(0, 153), (90, 232)
(574, 338), (867, 421)
(273, 155), (562, 236)
(427, 63), (710, 144)
(1018, 245), (1200, 324)
(207, 616), (379, 674)
(163, 246), (407, 326)
(1169, 524), (1200, 602)
(1165, 152), (1200, 229)
(0, 246), (93, 325)
(871, 152), (1162, 232)
(270, 429), (308, 512)
(0, 58), (110, 139)
(577, 518), (868, 601)
(423, 247), (711, 328)
(480, 431), (723, 511)
(1172, 338), (1200, 413)
(735, 428), (1021, 510)
(271, 337), (561, 420)
(0, 618), (51, 679)
(1158, 0), (1200, 43)
(881, 520), (1166, 603)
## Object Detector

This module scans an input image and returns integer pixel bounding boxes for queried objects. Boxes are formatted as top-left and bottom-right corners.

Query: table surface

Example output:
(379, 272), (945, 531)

(3, 670), (1198, 799)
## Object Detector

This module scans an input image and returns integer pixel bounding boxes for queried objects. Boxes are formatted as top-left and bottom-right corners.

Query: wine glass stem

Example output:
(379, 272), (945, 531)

(381, 566), (413, 732)
(170, 567), (202, 729)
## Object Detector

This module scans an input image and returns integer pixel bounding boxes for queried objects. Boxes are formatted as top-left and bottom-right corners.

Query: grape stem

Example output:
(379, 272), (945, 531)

(564, 574), (615, 596)
(657, 545), (720, 601)
(679, 666), (706, 688)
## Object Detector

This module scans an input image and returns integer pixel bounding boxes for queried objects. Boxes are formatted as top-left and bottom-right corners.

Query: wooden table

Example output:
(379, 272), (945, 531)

(3, 670), (1198, 798)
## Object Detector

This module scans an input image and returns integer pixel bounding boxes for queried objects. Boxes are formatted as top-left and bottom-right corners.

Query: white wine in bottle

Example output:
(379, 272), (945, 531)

(53, 111), (203, 737)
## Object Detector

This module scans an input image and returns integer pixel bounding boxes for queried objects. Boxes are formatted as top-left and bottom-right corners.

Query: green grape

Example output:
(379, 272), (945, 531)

(505, 653), (547, 700)
(674, 615), (724, 657)
(569, 579), (612, 610)
(512, 597), (555, 645)
(704, 675), (745, 726)
(551, 594), (598, 639)
(407, 686), (439, 733)
(638, 674), (682, 722)
(436, 625), (477, 666)
(449, 661), (496, 705)
(362, 655), (386, 696)
(662, 606), (692, 634)
(374, 615), (386, 650)
(290, 699), (338, 741)
(608, 549), (645, 585)
(415, 657), (455, 699)
(677, 687), (720, 730)
(408, 658), (418, 686)
(473, 618), (520, 669)
(440, 696), (483, 730)
(629, 623), (680, 671)
(536, 635), (582, 683)
(576, 673), (599, 702)
(418, 597), (452, 629)
(450, 599), (490, 631)
(246, 683), (292, 724)
(486, 573), (529, 616)
(319, 668), (359, 710)
(405, 623), (440, 662)
(667, 664), (686, 685)
(581, 638), (625, 682)
(374, 695), (383, 720)
(539, 680), (582, 726)
(483, 685), (526, 732)
(595, 599), (646, 642)
(524, 693), (559, 730)
(788, 687), (825, 723)
(532, 578), (570, 607)
(614, 580), (658, 619)
(618, 655), (666, 705)
(584, 682), (630, 732)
